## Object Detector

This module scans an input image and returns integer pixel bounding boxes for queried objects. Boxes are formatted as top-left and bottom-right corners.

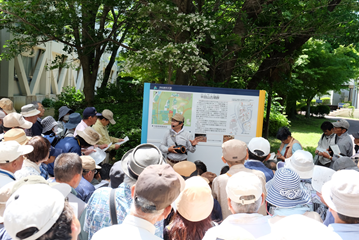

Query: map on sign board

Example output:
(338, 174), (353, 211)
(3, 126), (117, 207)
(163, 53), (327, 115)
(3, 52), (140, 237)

(152, 91), (193, 126)
(228, 100), (254, 135)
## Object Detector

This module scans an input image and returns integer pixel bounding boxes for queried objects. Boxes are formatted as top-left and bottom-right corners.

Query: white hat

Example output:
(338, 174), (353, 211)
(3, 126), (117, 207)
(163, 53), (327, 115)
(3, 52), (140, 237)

(4, 184), (71, 240)
(259, 214), (342, 240)
(20, 104), (40, 117)
(226, 172), (262, 205)
(322, 170), (359, 218)
(248, 137), (270, 157)
(285, 150), (314, 179)
(3, 113), (33, 129)
(0, 141), (33, 164)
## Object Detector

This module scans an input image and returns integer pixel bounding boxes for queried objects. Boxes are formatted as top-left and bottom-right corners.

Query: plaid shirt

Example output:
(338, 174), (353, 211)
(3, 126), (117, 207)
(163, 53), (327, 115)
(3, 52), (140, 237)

(84, 183), (164, 240)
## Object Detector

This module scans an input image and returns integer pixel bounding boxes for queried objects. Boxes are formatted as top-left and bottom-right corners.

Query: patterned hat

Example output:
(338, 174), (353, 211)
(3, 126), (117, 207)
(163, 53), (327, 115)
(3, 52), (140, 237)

(41, 116), (58, 133)
(266, 168), (310, 208)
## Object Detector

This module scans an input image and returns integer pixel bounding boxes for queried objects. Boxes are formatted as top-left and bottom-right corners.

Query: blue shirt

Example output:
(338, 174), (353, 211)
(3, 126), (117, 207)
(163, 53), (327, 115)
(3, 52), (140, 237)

(84, 183), (164, 240)
(47, 137), (81, 176)
(245, 160), (274, 182)
(280, 143), (302, 156)
(75, 177), (95, 203)
(329, 223), (359, 240)
(0, 227), (11, 240)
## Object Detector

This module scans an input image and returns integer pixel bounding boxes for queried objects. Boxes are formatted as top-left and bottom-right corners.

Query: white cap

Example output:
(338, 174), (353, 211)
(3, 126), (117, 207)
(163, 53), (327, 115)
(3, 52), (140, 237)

(226, 172), (262, 205)
(4, 184), (70, 240)
(248, 137), (270, 157)
(322, 170), (359, 218)
(0, 141), (33, 164)
(285, 150), (314, 179)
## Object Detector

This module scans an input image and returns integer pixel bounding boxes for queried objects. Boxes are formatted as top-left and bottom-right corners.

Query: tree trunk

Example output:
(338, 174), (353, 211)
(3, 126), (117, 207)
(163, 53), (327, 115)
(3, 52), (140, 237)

(100, 45), (120, 89)
(306, 99), (311, 118)
(264, 90), (272, 139)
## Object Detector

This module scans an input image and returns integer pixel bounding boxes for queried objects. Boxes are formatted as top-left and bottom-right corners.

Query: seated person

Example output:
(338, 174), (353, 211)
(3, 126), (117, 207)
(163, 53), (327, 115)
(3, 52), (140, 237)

(276, 127), (302, 160)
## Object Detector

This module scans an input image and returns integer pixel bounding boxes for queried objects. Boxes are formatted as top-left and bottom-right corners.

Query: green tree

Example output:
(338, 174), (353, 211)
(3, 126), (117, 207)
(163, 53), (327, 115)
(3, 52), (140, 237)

(291, 39), (359, 118)
(0, 0), (133, 105)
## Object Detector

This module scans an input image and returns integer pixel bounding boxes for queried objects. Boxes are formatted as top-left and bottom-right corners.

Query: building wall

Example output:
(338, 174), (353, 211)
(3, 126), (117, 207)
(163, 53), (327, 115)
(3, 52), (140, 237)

(0, 29), (118, 111)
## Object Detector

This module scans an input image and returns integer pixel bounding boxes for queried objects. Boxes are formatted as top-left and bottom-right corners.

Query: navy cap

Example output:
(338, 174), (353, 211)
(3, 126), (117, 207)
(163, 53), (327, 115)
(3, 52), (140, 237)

(83, 107), (97, 119)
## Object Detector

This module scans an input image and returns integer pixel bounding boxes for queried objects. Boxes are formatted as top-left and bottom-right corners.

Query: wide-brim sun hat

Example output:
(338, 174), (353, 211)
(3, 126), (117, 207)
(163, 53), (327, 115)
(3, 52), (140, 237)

(64, 113), (81, 129)
(121, 143), (165, 180)
(322, 170), (359, 218)
(285, 150), (314, 179)
(266, 168), (310, 208)
(77, 127), (101, 146)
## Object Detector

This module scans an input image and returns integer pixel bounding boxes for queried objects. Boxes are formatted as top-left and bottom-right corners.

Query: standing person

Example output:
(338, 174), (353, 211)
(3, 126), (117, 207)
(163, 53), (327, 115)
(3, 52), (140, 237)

(276, 126), (302, 160)
(93, 109), (123, 163)
(74, 107), (98, 137)
(92, 165), (181, 240)
(64, 113), (82, 137)
(159, 113), (199, 166)
(0, 98), (16, 115)
(212, 139), (267, 219)
(322, 170), (359, 239)
(203, 172), (271, 239)
(322, 119), (353, 168)
(0, 141), (33, 188)
(14, 136), (51, 180)
(245, 137), (273, 182)
(57, 106), (74, 137)
(315, 121), (336, 167)
(20, 104), (42, 137)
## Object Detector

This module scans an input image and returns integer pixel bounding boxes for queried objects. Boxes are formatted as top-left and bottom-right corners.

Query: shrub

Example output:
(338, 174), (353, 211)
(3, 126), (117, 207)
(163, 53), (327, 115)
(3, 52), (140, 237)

(263, 93), (290, 136)
(53, 86), (86, 119)
(42, 98), (56, 108)
(310, 106), (318, 115)
(317, 105), (330, 117)
(321, 97), (331, 105)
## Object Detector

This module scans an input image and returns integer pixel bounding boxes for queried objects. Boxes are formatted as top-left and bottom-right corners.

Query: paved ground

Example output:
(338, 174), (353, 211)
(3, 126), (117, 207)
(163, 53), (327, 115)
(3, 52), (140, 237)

(325, 115), (359, 135)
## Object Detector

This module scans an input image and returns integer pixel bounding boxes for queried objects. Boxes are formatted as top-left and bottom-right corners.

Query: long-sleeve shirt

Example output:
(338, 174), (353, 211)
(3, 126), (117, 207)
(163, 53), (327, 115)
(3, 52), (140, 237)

(317, 133), (336, 165)
(331, 131), (353, 168)
(159, 128), (196, 161)
(92, 120), (119, 151)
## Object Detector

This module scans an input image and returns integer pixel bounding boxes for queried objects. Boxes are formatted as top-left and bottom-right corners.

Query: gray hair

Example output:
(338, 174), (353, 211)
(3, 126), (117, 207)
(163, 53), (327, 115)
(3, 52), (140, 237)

(231, 195), (262, 213)
(124, 175), (136, 187)
(31, 101), (41, 109)
(54, 153), (83, 182)
(132, 196), (164, 222)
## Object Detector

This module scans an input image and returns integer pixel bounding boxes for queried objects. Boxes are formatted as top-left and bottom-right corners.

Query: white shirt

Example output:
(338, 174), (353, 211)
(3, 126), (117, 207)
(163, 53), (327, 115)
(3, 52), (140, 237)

(92, 215), (161, 240)
(203, 213), (271, 239)
(0, 169), (15, 188)
(74, 120), (89, 137)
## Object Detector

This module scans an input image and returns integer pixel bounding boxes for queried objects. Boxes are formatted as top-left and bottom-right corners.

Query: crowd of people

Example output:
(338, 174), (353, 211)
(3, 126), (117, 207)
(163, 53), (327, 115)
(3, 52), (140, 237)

(0, 97), (358, 240)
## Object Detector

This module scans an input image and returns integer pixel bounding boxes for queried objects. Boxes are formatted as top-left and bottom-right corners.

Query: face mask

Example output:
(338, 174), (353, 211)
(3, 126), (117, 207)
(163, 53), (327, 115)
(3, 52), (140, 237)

(63, 115), (70, 121)
(53, 126), (58, 133)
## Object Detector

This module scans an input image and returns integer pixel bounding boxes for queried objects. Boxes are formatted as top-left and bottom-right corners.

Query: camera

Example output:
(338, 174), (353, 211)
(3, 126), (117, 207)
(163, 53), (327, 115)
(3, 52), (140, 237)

(173, 145), (186, 154)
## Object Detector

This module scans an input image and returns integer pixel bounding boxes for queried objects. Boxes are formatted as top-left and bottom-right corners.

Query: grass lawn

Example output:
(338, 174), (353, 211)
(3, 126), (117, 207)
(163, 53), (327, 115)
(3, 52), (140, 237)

(268, 116), (328, 156)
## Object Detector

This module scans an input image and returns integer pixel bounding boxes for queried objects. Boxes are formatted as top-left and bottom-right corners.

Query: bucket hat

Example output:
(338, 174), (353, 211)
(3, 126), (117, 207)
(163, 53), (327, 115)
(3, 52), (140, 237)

(121, 143), (165, 180)
(41, 116), (58, 133)
(285, 150), (314, 179)
(77, 127), (101, 146)
(58, 106), (73, 121)
(322, 170), (359, 218)
(20, 104), (40, 117)
(64, 113), (81, 129)
(332, 157), (359, 171)
(0, 98), (16, 114)
(266, 168), (310, 208)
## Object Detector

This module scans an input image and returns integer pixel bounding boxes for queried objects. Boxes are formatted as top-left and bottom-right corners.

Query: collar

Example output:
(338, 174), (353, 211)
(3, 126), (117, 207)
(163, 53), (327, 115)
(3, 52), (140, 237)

(80, 120), (90, 127)
(338, 132), (349, 139)
(228, 164), (245, 174)
(124, 215), (156, 235)
(0, 169), (16, 180)
(170, 128), (184, 135)
(225, 213), (269, 224)
(23, 158), (41, 174)
(325, 133), (336, 139)
(329, 223), (359, 232)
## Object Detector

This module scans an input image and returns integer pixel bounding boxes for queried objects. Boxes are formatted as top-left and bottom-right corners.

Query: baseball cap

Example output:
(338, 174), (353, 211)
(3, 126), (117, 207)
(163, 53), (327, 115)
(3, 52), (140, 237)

(100, 109), (116, 124)
(322, 170), (359, 218)
(172, 113), (184, 122)
(3, 129), (31, 145)
(110, 161), (125, 188)
(4, 184), (71, 240)
(226, 172), (263, 205)
(352, 131), (359, 139)
(332, 119), (350, 129)
(248, 137), (270, 157)
(285, 150), (314, 179)
(134, 165), (181, 211)
(173, 161), (198, 179)
(20, 104), (41, 117)
(0, 141), (33, 164)
(176, 176), (214, 222)
(83, 107), (97, 119)
(222, 139), (247, 162)
(0, 98), (16, 114)
(80, 156), (101, 171)
(3, 113), (33, 129)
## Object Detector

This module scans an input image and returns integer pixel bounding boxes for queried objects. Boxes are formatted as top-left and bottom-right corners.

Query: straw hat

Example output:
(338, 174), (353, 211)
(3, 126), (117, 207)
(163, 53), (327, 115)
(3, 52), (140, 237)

(3, 129), (31, 145)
